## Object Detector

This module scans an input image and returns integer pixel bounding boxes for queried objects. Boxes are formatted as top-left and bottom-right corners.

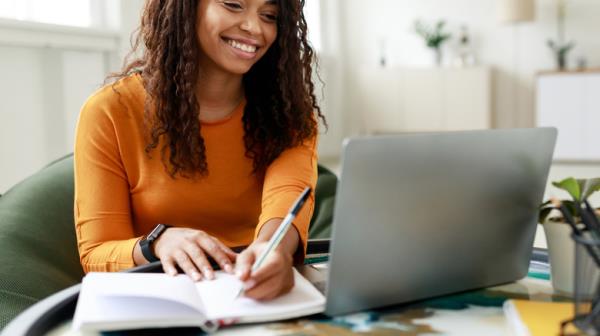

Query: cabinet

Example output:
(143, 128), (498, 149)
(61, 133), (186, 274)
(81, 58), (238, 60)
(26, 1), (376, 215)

(355, 66), (492, 134)
(536, 72), (600, 161)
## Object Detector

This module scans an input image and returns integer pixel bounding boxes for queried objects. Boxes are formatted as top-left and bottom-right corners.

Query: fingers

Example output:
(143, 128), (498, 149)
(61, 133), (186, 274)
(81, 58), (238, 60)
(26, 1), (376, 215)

(249, 251), (291, 285)
(182, 242), (214, 280)
(235, 248), (255, 281)
(161, 257), (179, 277)
(196, 235), (235, 274)
(173, 250), (203, 281)
(213, 239), (238, 262)
(244, 265), (295, 300)
(243, 272), (280, 300)
(154, 228), (240, 280)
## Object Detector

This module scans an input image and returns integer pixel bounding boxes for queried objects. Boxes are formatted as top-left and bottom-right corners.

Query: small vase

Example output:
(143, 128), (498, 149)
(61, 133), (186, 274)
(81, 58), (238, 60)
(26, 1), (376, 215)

(557, 53), (567, 71)
(544, 222), (575, 295)
(433, 48), (442, 67)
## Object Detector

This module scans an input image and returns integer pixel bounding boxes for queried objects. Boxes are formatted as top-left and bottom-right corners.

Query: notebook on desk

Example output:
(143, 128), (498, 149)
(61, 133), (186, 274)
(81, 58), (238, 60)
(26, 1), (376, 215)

(72, 269), (325, 332)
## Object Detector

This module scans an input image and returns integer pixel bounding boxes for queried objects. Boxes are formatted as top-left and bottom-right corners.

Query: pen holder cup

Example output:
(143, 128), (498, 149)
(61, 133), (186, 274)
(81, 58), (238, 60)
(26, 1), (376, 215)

(570, 232), (600, 335)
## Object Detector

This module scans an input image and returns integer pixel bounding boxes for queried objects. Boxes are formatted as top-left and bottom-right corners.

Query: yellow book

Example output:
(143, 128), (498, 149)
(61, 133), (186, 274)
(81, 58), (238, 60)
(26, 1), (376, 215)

(503, 300), (578, 336)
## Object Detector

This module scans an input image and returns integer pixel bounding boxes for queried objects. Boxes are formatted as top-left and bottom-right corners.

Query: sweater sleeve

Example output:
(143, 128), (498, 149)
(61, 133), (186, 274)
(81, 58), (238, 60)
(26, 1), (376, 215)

(255, 135), (318, 259)
(74, 93), (140, 273)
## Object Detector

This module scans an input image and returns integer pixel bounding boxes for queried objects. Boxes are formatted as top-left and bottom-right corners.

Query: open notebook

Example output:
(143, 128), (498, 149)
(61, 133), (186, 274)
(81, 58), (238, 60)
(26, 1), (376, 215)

(73, 268), (325, 332)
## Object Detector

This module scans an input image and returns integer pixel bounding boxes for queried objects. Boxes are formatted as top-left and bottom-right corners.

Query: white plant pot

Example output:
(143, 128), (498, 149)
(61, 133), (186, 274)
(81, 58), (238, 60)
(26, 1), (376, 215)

(544, 222), (575, 295)
(432, 48), (442, 66)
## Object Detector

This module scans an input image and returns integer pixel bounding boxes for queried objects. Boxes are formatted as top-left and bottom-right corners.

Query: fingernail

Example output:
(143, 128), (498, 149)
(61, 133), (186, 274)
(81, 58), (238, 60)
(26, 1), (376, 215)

(169, 269), (177, 276)
(203, 267), (214, 280)
(224, 264), (233, 273)
(243, 280), (256, 290)
(191, 271), (201, 281)
(235, 269), (244, 278)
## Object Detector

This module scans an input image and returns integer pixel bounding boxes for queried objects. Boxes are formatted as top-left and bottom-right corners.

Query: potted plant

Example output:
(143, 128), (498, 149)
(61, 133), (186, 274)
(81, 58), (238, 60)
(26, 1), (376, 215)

(414, 19), (452, 66)
(546, 0), (576, 70)
(547, 40), (575, 71)
(539, 177), (600, 294)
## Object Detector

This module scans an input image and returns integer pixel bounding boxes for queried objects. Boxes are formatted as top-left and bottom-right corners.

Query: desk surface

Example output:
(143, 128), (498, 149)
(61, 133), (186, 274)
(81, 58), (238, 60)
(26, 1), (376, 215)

(42, 265), (563, 336)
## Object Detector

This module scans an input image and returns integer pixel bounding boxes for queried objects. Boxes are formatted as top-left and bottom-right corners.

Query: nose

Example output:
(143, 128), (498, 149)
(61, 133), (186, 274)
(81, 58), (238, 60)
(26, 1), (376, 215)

(239, 14), (261, 35)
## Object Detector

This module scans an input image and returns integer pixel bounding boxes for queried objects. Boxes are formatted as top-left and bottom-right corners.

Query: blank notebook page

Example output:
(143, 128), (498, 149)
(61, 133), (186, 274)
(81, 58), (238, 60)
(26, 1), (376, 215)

(74, 273), (204, 329)
(195, 268), (325, 321)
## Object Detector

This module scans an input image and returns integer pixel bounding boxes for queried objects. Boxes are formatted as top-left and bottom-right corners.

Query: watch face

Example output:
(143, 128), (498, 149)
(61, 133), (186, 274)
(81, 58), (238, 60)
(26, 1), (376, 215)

(148, 224), (166, 241)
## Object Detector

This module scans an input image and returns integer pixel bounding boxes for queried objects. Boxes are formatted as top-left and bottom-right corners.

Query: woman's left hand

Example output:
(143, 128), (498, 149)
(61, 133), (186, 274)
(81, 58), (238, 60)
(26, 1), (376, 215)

(235, 241), (295, 300)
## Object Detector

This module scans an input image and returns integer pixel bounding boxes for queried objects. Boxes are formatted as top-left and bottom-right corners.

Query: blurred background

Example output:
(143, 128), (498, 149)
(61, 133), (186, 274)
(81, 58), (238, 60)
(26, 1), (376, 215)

(0, 0), (599, 245)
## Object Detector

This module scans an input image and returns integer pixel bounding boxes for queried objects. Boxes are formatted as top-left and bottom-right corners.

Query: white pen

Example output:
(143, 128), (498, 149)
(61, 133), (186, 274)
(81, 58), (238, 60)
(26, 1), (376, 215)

(235, 187), (312, 299)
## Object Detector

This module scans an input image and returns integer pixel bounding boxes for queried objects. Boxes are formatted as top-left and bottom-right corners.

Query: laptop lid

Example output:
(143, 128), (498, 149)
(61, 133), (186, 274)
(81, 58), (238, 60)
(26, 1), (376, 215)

(324, 128), (557, 316)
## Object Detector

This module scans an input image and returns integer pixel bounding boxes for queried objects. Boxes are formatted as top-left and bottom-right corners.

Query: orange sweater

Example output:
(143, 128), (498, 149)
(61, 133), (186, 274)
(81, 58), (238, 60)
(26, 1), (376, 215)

(74, 74), (317, 272)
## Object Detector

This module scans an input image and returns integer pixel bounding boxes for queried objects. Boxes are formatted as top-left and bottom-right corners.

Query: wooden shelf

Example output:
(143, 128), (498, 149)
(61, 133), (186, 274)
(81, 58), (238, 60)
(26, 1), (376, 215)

(537, 68), (600, 76)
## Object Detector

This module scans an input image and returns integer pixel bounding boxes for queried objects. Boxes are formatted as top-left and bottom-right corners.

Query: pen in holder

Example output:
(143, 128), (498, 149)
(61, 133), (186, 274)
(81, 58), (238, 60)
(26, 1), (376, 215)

(562, 231), (600, 335)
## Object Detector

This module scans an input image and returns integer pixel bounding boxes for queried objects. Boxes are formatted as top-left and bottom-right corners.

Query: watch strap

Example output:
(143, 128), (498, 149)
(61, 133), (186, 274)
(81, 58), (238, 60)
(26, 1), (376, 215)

(140, 224), (170, 262)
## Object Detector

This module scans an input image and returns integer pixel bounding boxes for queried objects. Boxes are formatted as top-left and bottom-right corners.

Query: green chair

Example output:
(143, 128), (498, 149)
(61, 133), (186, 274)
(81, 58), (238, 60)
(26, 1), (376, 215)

(0, 154), (83, 329)
(0, 154), (337, 329)
(309, 165), (337, 239)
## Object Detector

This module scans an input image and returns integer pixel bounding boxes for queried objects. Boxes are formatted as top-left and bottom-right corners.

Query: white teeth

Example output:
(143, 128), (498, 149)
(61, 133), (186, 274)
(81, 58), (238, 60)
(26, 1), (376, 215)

(227, 39), (257, 53)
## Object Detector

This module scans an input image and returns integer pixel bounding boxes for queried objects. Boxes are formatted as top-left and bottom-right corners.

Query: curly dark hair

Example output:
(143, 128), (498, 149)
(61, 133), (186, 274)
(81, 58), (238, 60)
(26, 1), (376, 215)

(110, 0), (326, 178)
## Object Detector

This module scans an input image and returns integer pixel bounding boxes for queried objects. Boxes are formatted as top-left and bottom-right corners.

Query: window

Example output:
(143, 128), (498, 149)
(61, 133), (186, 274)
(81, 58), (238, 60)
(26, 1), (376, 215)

(0, 0), (118, 29)
(0, 0), (92, 27)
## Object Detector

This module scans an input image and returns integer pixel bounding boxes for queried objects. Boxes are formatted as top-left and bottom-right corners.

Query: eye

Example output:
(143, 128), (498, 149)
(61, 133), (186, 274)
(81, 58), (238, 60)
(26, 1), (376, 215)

(223, 1), (243, 10)
(261, 12), (278, 22)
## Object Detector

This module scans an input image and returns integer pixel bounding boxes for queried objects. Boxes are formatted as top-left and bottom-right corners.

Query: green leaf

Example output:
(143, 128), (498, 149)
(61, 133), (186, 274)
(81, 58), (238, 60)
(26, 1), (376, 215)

(552, 177), (581, 201)
(563, 200), (579, 219)
(581, 178), (600, 200)
(436, 21), (446, 30)
(415, 19), (451, 49)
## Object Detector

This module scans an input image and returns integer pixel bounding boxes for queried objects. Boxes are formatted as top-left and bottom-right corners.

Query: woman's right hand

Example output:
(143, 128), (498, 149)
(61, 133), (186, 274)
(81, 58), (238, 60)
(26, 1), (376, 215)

(152, 227), (237, 281)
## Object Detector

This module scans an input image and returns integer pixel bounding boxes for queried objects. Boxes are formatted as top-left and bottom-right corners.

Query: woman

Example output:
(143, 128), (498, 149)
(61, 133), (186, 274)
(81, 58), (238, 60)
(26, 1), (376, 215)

(74, 0), (325, 301)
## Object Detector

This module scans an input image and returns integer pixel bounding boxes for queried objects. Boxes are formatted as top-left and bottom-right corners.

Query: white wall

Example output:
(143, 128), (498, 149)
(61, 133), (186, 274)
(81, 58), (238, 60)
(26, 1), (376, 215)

(0, 38), (116, 193)
(0, 0), (145, 193)
(0, 45), (47, 190)
(0, 22), (121, 193)
(315, 0), (345, 158)
(335, 0), (600, 136)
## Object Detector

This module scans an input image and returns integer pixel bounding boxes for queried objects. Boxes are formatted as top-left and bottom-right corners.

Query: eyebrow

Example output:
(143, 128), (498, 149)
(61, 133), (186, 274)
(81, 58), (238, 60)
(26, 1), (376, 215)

(265, 0), (277, 4)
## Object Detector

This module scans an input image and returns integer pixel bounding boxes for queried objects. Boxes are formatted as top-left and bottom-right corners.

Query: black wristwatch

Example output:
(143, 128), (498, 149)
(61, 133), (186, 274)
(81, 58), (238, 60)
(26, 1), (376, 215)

(140, 224), (170, 262)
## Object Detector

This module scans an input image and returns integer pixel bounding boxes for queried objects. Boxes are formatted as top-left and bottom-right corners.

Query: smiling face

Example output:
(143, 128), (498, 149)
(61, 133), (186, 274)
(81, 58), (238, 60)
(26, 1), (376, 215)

(196, 0), (279, 75)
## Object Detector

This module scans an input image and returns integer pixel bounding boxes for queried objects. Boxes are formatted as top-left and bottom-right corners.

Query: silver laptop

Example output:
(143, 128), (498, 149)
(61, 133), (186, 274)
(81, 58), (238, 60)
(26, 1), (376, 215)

(324, 127), (557, 316)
